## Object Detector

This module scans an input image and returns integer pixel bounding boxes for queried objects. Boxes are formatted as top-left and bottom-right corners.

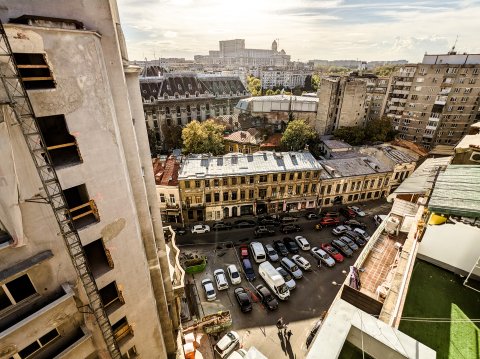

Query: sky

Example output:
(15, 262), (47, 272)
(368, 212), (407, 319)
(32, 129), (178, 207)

(117, 0), (480, 63)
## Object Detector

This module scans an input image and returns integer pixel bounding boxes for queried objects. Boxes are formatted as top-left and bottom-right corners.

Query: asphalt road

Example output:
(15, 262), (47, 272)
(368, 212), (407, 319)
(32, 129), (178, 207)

(177, 199), (392, 358)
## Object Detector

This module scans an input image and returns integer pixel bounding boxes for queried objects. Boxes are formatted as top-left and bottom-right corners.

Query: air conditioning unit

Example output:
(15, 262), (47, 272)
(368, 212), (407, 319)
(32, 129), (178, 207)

(469, 151), (480, 163)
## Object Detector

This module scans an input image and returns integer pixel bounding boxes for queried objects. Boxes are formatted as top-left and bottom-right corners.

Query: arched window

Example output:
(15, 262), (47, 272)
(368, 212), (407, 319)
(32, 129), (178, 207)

(176, 106), (181, 114)
(163, 93), (168, 99)
(174, 92), (179, 99)
(185, 92), (190, 98)
(150, 96), (155, 102)
(195, 91), (200, 97)
(165, 106), (170, 114)
(187, 105), (191, 113)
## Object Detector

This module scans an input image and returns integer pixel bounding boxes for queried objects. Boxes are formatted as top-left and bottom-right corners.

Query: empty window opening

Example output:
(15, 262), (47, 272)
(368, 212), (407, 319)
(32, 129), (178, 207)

(37, 115), (81, 168)
(122, 346), (138, 359)
(84, 238), (114, 278)
(112, 316), (133, 343)
(99, 281), (124, 315)
(13, 53), (55, 90)
(63, 184), (99, 229)
(0, 274), (37, 311)
(17, 328), (60, 358)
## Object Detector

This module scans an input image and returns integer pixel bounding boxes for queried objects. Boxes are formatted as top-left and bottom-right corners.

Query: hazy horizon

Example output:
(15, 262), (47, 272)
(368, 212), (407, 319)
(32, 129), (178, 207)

(117, 0), (480, 63)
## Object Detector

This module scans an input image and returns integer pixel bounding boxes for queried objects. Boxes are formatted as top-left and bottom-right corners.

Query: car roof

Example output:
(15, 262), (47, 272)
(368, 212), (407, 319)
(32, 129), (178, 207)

(227, 264), (238, 271)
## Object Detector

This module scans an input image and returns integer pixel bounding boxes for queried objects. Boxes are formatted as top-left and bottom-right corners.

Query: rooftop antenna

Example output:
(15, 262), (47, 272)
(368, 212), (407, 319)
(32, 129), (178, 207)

(450, 35), (459, 54)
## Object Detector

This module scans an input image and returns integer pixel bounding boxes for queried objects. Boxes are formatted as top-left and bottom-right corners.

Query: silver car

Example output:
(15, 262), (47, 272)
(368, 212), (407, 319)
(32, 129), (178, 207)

(276, 267), (296, 290)
(310, 247), (336, 267)
(280, 257), (303, 279)
(201, 278), (216, 301)
(265, 244), (279, 262)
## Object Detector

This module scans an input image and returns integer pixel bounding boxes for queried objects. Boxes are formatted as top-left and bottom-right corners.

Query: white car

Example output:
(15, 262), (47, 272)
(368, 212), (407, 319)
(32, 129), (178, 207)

(353, 227), (371, 241)
(215, 331), (240, 358)
(294, 236), (311, 251)
(201, 278), (216, 301)
(214, 269), (229, 290)
(374, 214), (387, 226)
(227, 264), (242, 285)
(226, 349), (248, 359)
(332, 225), (352, 236)
(292, 254), (312, 271)
(349, 206), (366, 217)
(310, 247), (336, 267)
(191, 224), (210, 234)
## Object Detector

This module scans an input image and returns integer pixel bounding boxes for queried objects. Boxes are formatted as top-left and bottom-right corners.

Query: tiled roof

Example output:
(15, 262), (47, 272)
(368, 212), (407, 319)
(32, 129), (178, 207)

(260, 133), (282, 148)
(152, 157), (180, 186)
(224, 130), (261, 145)
(178, 151), (323, 179)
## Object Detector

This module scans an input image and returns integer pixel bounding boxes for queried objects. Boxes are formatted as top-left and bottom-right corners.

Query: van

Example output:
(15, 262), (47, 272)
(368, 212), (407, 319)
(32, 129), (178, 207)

(249, 242), (266, 263)
(214, 331), (240, 358)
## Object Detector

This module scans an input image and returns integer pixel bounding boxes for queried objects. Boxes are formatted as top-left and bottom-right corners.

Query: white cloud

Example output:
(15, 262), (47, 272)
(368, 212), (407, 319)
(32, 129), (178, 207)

(164, 31), (178, 38)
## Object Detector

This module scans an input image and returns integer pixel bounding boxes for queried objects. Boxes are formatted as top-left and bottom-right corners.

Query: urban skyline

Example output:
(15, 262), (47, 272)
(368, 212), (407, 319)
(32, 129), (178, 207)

(118, 0), (480, 62)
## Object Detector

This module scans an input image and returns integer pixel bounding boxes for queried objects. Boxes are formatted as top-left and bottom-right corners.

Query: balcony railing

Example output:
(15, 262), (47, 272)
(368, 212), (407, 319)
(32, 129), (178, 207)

(434, 95), (448, 105)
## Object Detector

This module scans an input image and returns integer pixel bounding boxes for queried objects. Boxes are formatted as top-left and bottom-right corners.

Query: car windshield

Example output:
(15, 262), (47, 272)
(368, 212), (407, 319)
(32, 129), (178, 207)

(268, 249), (276, 255)
(291, 265), (299, 271)
(322, 254), (329, 260)
(283, 272), (292, 281)
(278, 283), (289, 294)
(227, 332), (236, 340)
(207, 290), (214, 295)
(231, 271), (239, 278)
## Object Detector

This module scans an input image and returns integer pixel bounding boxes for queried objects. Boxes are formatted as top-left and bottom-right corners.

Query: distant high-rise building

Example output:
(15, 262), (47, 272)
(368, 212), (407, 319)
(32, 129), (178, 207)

(0, 1), (183, 358)
(384, 52), (480, 149)
(194, 39), (291, 68)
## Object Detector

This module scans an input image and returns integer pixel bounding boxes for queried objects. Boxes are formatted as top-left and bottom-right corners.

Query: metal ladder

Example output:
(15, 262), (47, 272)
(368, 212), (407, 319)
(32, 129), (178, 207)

(0, 21), (121, 359)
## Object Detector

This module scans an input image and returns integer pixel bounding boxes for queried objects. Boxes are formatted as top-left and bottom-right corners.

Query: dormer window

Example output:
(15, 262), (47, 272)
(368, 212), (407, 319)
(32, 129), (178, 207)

(178, 84), (182, 91)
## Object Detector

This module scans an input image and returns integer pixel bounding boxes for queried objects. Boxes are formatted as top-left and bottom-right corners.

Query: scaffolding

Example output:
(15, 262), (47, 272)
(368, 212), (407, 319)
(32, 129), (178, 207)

(0, 20), (121, 358)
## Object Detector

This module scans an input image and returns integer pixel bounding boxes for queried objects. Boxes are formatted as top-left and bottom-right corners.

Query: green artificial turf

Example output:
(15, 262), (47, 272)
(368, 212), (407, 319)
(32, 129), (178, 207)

(399, 260), (480, 359)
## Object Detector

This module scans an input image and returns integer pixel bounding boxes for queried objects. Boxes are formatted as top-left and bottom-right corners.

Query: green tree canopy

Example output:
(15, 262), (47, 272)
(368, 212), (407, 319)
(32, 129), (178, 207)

(333, 118), (397, 146)
(247, 76), (262, 96)
(161, 123), (183, 150)
(281, 119), (317, 151)
(372, 65), (398, 77)
(182, 119), (225, 155)
(147, 128), (162, 157)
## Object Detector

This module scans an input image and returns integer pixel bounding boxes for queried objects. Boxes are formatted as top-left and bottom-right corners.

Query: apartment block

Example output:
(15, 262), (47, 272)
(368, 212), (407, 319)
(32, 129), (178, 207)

(384, 52), (480, 149)
(177, 152), (323, 222)
(365, 76), (389, 121)
(259, 68), (311, 89)
(316, 75), (367, 135)
(153, 156), (183, 224)
(0, 2), (183, 358)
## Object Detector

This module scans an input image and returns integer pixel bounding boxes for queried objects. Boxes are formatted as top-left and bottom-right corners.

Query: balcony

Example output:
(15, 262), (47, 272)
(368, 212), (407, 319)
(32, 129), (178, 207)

(391, 97), (407, 103)
(393, 89), (409, 95)
(395, 81), (412, 86)
(434, 95), (448, 105)
(53, 327), (96, 359)
(398, 71), (415, 78)
(0, 284), (77, 351)
(426, 125), (437, 131)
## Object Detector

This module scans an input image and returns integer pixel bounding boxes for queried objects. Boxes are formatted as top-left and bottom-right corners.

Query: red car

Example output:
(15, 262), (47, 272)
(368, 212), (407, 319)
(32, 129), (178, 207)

(340, 207), (356, 219)
(320, 243), (344, 263)
(319, 217), (340, 226)
(239, 244), (249, 259)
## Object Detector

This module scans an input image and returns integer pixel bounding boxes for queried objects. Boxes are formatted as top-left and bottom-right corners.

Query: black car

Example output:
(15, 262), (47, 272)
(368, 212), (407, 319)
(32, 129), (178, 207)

(273, 240), (289, 257)
(331, 239), (353, 257)
(305, 213), (319, 220)
(242, 258), (256, 281)
(254, 226), (275, 238)
(173, 227), (187, 235)
(256, 284), (278, 311)
(280, 224), (302, 234)
(343, 219), (367, 230)
(234, 219), (257, 228)
(344, 230), (366, 246)
(258, 217), (279, 226)
(234, 287), (252, 313)
(211, 222), (232, 231)
(339, 236), (359, 251)
(282, 237), (299, 254)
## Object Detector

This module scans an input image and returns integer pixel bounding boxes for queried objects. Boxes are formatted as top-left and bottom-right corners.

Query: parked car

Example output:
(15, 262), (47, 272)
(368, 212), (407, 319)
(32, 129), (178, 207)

(254, 226), (275, 238)
(321, 211), (340, 218)
(242, 258), (256, 281)
(273, 240), (289, 257)
(373, 214), (387, 226)
(331, 239), (353, 257)
(256, 284), (279, 311)
(212, 222), (232, 231)
(292, 254), (312, 271)
(258, 218), (279, 226)
(264, 244), (279, 262)
(344, 230), (366, 246)
(319, 217), (340, 227)
(276, 267), (296, 290)
(227, 264), (241, 285)
(227, 349), (248, 359)
(234, 219), (257, 228)
(310, 247), (336, 267)
(338, 236), (359, 251)
(348, 205), (366, 217)
(214, 331), (240, 358)
(305, 212), (319, 220)
(343, 219), (367, 230)
(280, 223), (302, 234)
(283, 237), (299, 254)
(280, 257), (303, 279)
(173, 227), (187, 235)
(320, 243), (344, 262)
(353, 227), (371, 241)
(201, 278), (216, 301)
(234, 287), (252, 313)
(191, 224), (210, 234)
(339, 207), (357, 219)
(294, 236), (311, 251)
(332, 225), (352, 236)
(280, 216), (297, 223)
(214, 269), (229, 290)
(239, 244), (249, 259)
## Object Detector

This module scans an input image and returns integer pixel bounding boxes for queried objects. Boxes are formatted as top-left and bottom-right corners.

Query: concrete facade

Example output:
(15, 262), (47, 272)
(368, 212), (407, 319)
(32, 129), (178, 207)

(0, 2), (182, 358)
(259, 68), (311, 89)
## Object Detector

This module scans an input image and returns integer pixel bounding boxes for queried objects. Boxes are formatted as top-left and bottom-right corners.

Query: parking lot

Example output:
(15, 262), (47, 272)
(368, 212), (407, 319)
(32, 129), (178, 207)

(178, 200), (392, 358)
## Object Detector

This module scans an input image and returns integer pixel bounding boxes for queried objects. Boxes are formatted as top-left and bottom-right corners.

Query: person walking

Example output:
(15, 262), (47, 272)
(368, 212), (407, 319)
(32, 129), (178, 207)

(277, 317), (284, 330)
(286, 329), (293, 341)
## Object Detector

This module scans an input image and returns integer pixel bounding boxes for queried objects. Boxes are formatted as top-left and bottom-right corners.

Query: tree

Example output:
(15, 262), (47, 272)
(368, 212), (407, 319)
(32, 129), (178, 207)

(247, 76), (262, 96)
(265, 89), (275, 96)
(147, 128), (162, 157)
(281, 119), (316, 151)
(311, 74), (321, 92)
(182, 119), (225, 155)
(372, 65), (398, 77)
(365, 118), (398, 143)
(161, 123), (183, 150)
(333, 127), (366, 146)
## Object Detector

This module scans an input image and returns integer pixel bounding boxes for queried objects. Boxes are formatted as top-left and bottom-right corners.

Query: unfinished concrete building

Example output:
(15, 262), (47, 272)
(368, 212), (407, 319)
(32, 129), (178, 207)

(0, 1), (183, 358)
